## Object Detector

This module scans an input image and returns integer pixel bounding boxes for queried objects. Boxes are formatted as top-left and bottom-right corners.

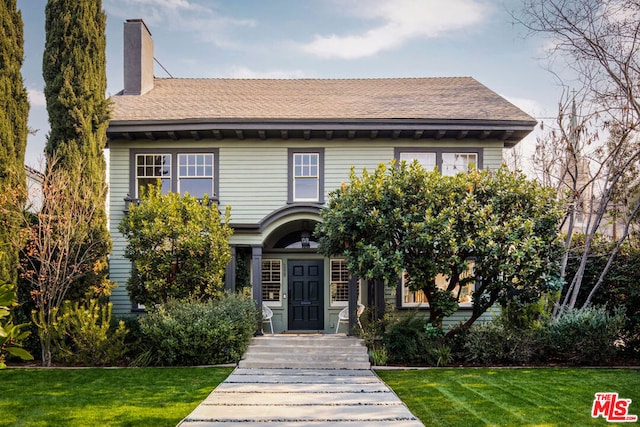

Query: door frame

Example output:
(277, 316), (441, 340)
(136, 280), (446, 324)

(287, 259), (325, 330)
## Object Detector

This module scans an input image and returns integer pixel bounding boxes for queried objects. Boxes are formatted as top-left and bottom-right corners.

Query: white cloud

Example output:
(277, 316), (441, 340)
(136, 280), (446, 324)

(225, 66), (306, 79)
(302, 0), (488, 59)
(27, 87), (46, 107)
(105, 0), (255, 48)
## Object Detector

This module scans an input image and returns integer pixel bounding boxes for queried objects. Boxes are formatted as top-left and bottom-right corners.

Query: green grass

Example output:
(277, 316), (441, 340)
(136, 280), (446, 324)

(0, 366), (233, 427)
(378, 368), (640, 427)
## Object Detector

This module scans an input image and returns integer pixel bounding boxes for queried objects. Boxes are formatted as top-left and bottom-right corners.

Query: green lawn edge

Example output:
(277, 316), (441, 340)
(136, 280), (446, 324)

(2, 366), (638, 427)
(376, 367), (640, 427)
(0, 366), (233, 427)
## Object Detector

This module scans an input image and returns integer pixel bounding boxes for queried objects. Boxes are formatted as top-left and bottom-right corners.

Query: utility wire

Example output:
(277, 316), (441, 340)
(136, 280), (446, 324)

(154, 57), (174, 78)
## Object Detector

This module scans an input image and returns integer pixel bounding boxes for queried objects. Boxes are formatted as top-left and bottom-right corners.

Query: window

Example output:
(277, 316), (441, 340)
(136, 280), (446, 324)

(293, 153), (318, 201)
(399, 152), (436, 171)
(401, 261), (475, 308)
(288, 149), (324, 203)
(135, 154), (171, 197)
(131, 149), (219, 201)
(178, 153), (214, 198)
(330, 259), (361, 306)
(395, 148), (482, 175)
(330, 259), (350, 305)
(261, 259), (282, 305)
(441, 152), (478, 176)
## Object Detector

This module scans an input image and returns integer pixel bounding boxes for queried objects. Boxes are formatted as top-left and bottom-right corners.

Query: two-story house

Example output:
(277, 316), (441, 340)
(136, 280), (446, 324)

(107, 19), (537, 333)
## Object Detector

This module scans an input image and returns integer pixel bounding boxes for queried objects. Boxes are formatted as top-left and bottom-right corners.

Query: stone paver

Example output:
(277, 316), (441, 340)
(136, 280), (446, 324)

(178, 368), (423, 426)
(177, 335), (424, 426)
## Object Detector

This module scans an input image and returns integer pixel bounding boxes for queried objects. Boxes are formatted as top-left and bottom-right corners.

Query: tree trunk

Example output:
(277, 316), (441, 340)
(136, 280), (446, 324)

(584, 198), (640, 305)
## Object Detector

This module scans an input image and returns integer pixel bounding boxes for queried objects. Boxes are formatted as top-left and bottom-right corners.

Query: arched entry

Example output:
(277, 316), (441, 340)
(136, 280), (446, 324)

(262, 213), (324, 331)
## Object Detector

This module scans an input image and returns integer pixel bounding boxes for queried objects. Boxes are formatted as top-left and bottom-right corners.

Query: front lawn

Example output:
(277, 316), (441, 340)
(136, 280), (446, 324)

(377, 368), (639, 426)
(0, 366), (233, 426)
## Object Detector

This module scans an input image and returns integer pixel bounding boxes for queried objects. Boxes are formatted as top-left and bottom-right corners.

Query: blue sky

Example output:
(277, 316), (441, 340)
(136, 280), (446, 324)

(18, 0), (564, 167)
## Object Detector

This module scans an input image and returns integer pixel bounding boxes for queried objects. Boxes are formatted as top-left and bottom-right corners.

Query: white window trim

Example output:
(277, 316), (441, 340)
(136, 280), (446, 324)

(293, 152), (320, 202)
(129, 148), (220, 202)
(287, 148), (324, 204)
(394, 148), (483, 175)
(330, 258), (359, 307)
(177, 153), (215, 198)
(261, 259), (283, 307)
(135, 153), (171, 198)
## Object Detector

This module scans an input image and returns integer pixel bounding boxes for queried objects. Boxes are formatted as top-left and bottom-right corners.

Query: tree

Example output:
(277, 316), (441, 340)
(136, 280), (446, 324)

(0, 0), (28, 286)
(515, 0), (640, 314)
(316, 161), (564, 331)
(42, 0), (111, 299)
(1, 160), (109, 366)
(118, 186), (233, 307)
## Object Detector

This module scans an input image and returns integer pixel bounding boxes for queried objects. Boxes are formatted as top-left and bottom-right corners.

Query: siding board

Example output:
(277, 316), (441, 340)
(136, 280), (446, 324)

(109, 137), (507, 315)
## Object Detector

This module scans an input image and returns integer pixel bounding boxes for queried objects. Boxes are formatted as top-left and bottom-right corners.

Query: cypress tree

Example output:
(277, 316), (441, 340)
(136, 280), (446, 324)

(0, 0), (29, 285)
(42, 0), (111, 298)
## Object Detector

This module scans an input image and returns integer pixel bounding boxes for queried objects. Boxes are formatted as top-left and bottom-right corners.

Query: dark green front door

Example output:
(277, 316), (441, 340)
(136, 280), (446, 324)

(288, 260), (324, 330)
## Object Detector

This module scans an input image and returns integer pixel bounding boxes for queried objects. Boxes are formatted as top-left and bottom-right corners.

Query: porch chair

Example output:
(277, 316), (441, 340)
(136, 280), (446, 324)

(335, 303), (365, 334)
(262, 304), (274, 335)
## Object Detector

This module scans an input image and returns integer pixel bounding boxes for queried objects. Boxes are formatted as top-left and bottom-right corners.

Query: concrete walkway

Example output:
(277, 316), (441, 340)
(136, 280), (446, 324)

(177, 335), (423, 426)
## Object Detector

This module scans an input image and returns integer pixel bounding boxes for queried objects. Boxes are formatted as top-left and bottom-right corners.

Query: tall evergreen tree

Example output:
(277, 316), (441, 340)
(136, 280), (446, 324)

(42, 0), (111, 298)
(0, 0), (29, 285)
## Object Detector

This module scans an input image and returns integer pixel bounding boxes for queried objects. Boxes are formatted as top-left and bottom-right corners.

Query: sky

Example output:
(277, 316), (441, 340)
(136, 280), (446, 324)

(17, 0), (565, 168)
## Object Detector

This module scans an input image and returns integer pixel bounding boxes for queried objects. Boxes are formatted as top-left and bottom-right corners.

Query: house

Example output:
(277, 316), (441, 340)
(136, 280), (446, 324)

(25, 165), (44, 212)
(106, 19), (537, 332)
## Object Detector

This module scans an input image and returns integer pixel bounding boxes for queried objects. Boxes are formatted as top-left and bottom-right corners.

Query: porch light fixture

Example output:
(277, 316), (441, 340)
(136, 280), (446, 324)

(300, 231), (311, 248)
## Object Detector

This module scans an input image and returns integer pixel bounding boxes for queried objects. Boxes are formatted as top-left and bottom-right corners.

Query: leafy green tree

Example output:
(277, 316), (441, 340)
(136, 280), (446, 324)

(0, 0), (28, 285)
(119, 187), (233, 306)
(42, 0), (111, 299)
(316, 161), (564, 331)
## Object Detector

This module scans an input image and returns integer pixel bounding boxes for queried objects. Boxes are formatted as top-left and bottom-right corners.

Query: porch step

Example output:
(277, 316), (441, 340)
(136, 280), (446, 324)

(238, 334), (371, 370)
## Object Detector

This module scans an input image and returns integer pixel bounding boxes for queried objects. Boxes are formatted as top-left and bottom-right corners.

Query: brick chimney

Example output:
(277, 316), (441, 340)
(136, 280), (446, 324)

(123, 19), (154, 95)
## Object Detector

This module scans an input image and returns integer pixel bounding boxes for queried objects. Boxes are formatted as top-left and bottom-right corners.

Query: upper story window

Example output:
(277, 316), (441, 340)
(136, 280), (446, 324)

(399, 152), (436, 171)
(294, 153), (318, 200)
(178, 153), (214, 198)
(288, 149), (324, 203)
(131, 149), (219, 201)
(136, 154), (171, 196)
(441, 152), (478, 176)
(395, 148), (482, 175)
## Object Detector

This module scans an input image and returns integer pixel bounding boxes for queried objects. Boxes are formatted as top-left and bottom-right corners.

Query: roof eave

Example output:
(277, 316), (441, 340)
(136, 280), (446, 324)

(106, 118), (537, 147)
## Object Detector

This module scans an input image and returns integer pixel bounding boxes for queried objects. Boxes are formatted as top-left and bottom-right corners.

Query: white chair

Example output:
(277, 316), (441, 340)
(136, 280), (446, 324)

(335, 303), (365, 334)
(262, 305), (274, 335)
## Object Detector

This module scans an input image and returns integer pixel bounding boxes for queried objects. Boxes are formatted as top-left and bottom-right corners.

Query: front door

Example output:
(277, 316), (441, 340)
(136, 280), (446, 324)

(288, 260), (324, 330)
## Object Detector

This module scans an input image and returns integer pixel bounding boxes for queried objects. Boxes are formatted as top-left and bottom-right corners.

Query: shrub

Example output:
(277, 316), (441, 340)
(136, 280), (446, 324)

(463, 322), (538, 365)
(382, 311), (446, 365)
(540, 306), (625, 364)
(369, 348), (388, 366)
(51, 299), (128, 366)
(137, 293), (259, 366)
(0, 282), (33, 368)
(119, 187), (233, 306)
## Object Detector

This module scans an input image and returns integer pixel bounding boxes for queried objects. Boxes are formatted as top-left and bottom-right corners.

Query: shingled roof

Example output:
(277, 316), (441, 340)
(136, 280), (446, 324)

(107, 76), (537, 146)
(111, 76), (531, 122)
